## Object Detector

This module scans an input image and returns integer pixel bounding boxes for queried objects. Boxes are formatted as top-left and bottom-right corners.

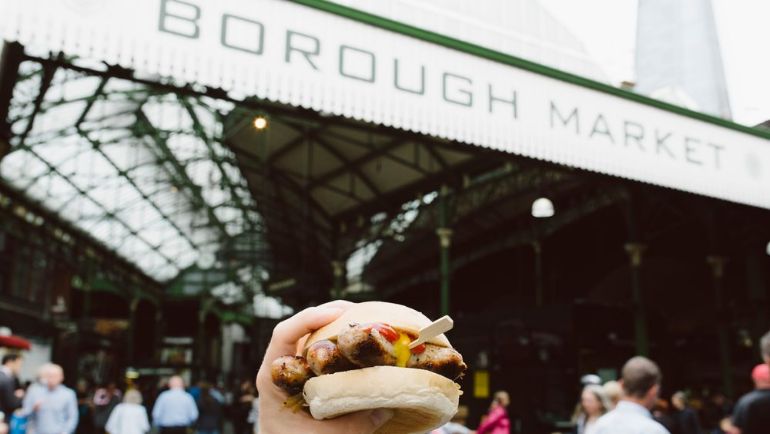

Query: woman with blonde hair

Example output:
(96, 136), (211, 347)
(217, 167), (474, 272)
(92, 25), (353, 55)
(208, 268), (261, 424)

(477, 390), (511, 434)
(572, 385), (610, 434)
(105, 389), (150, 434)
(601, 381), (622, 410)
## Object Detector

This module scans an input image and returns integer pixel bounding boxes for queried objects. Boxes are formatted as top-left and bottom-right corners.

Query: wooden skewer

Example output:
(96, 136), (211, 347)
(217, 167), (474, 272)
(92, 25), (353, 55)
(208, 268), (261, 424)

(409, 315), (454, 349)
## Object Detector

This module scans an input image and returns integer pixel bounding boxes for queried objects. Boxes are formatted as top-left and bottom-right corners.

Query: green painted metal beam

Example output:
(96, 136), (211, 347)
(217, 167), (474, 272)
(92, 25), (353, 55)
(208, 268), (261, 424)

(179, 96), (260, 233)
(72, 78), (199, 251)
(134, 109), (231, 238)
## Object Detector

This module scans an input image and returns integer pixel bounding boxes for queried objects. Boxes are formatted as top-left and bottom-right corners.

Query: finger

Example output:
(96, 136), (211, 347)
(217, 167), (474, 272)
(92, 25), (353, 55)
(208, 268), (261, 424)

(320, 409), (394, 434)
(262, 301), (354, 366)
(295, 301), (354, 354)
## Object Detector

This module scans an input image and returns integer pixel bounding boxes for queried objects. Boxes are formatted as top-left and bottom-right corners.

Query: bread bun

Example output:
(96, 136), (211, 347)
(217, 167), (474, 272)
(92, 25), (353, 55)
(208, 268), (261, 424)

(303, 366), (461, 434)
(304, 301), (451, 351)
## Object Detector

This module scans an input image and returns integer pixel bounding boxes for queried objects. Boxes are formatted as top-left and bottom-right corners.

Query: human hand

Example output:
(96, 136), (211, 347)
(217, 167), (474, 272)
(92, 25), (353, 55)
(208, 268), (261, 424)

(256, 301), (393, 434)
(0, 421), (8, 434)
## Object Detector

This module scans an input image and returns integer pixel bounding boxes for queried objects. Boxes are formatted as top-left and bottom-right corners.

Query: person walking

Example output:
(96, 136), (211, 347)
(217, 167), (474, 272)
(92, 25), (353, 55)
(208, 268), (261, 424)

(21, 363), (78, 434)
(105, 389), (150, 434)
(233, 380), (256, 434)
(0, 355), (23, 419)
(748, 363), (769, 390)
(670, 391), (701, 434)
(602, 381), (622, 410)
(573, 385), (611, 434)
(93, 382), (121, 434)
(477, 390), (511, 434)
(151, 376), (198, 434)
(196, 384), (223, 434)
(732, 330), (770, 434)
(593, 356), (670, 434)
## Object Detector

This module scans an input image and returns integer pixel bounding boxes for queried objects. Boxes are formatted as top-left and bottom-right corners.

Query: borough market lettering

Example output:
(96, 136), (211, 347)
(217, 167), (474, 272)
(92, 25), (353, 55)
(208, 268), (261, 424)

(158, 0), (725, 171)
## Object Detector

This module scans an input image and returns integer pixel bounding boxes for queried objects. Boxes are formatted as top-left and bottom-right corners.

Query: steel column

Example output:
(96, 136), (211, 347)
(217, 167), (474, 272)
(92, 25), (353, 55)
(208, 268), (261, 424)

(625, 243), (649, 356)
(707, 255), (734, 399)
(437, 186), (452, 316)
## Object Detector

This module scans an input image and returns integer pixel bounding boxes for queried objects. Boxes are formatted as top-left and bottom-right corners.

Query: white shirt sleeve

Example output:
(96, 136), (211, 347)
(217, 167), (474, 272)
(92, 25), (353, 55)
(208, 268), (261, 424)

(105, 405), (121, 434)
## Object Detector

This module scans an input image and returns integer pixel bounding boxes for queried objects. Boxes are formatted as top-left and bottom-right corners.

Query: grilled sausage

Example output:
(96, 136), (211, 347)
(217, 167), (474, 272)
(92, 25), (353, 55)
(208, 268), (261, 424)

(270, 355), (313, 395)
(306, 339), (356, 376)
(337, 322), (466, 380)
(336, 323), (398, 367)
(273, 322), (467, 389)
(408, 344), (467, 380)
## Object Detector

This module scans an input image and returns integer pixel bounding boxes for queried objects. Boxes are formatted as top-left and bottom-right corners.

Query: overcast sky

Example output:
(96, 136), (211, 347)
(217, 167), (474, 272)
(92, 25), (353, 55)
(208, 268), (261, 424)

(538, 0), (770, 127)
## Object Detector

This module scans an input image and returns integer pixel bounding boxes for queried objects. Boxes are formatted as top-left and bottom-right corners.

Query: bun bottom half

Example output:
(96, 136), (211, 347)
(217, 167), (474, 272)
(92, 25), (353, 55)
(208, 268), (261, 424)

(303, 366), (461, 434)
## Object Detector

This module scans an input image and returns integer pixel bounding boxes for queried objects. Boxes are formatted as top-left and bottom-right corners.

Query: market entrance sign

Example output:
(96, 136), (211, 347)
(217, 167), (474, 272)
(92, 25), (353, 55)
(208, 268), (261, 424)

(1, 0), (768, 208)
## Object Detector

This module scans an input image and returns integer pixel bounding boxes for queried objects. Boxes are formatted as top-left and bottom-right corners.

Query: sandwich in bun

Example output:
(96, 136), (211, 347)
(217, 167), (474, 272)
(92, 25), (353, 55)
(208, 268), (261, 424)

(270, 301), (466, 434)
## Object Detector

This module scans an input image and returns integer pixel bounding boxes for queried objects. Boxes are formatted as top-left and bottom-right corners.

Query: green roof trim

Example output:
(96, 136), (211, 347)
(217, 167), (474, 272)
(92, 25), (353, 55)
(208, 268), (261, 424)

(288, 0), (770, 141)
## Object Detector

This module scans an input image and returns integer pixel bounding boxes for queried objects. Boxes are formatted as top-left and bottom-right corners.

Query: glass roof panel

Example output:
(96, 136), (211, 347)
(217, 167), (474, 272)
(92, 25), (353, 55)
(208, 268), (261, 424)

(1, 60), (265, 282)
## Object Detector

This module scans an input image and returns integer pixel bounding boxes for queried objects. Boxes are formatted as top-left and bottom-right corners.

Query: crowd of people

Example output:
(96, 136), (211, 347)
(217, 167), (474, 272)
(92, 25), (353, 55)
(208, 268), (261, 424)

(566, 330), (770, 434)
(429, 337), (770, 434)
(2, 301), (769, 434)
(0, 355), (260, 434)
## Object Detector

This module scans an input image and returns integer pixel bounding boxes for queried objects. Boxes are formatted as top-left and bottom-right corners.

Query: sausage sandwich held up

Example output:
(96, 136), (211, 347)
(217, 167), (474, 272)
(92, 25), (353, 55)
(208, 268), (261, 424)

(270, 301), (466, 434)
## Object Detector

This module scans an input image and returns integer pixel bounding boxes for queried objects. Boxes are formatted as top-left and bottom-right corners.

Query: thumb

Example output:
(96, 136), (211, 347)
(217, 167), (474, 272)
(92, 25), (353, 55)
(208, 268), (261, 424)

(324, 409), (394, 434)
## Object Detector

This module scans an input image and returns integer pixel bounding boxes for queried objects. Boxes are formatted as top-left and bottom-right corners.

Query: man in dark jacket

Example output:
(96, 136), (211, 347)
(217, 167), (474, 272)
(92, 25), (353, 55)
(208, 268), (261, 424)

(670, 391), (701, 434)
(0, 354), (23, 418)
(733, 330), (770, 434)
(196, 384), (223, 434)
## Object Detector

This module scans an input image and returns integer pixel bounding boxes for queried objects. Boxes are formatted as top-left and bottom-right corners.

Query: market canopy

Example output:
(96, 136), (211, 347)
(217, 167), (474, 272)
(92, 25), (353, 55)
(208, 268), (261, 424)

(0, 333), (32, 350)
(2, 0), (768, 211)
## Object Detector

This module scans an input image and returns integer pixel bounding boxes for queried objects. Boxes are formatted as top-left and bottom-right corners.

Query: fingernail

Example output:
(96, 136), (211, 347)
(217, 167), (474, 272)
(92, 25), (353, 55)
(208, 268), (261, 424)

(370, 409), (394, 427)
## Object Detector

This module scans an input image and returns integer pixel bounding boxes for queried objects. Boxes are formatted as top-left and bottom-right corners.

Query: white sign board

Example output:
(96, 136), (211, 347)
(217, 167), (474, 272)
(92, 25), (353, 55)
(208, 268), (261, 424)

(1, 0), (768, 208)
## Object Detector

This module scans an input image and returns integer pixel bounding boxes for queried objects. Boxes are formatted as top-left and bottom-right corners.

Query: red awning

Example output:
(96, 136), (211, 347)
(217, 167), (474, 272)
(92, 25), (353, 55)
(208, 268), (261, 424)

(0, 335), (31, 350)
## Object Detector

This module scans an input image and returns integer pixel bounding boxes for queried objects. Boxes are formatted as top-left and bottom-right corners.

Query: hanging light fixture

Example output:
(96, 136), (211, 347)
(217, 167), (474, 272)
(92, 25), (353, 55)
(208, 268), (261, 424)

(531, 197), (555, 218)
(253, 115), (268, 130)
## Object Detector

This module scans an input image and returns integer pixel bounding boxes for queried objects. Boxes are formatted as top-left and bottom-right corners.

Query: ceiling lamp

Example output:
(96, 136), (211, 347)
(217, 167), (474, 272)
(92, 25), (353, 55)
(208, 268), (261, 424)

(531, 197), (554, 218)
(253, 115), (268, 130)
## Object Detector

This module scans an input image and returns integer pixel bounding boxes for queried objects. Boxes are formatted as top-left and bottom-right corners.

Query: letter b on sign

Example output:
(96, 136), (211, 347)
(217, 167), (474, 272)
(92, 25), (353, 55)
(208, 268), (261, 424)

(159, 0), (200, 39)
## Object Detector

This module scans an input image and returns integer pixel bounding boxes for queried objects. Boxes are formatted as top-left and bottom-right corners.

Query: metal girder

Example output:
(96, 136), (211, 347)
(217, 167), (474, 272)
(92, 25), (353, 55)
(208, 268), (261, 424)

(71, 77), (199, 250)
(14, 60), (57, 153)
(0, 43), (24, 157)
(23, 55), (461, 175)
(73, 76), (108, 129)
(312, 134), (383, 199)
(233, 144), (334, 224)
(419, 140), (449, 170)
(378, 186), (627, 298)
(361, 166), (580, 283)
(264, 130), (310, 166)
(306, 136), (404, 193)
(319, 130), (434, 176)
(134, 109), (231, 238)
(334, 153), (499, 224)
(179, 96), (259, 232)
(18, 147), (182, 271)
(5, 59), (185, 269)
(0, 181), (163, 299)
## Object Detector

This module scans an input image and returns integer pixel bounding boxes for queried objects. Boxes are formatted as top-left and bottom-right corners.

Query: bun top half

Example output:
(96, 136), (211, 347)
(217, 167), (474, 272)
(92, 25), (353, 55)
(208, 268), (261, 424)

(304, 301), (452, 350)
